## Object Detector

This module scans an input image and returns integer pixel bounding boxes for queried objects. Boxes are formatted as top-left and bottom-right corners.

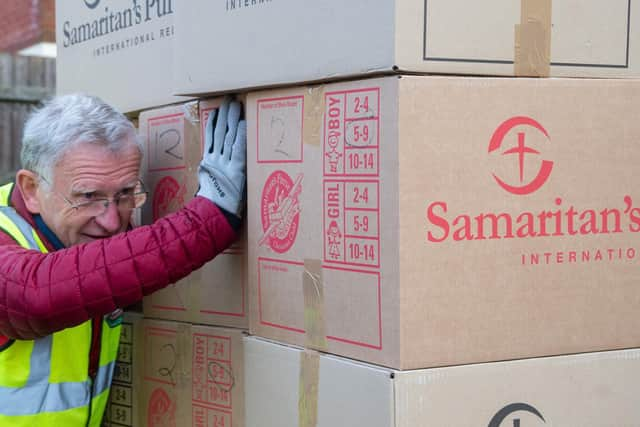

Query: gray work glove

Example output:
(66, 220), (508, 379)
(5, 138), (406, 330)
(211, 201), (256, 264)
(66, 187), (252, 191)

(196, 97), (247, 218)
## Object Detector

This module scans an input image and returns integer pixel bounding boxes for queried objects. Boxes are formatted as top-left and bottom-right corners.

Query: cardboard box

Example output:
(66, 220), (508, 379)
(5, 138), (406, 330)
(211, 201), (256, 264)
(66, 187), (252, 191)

(139, 100), (248, 329)
(55, 0), (189, 114)
(141, 319), (245, 427)
(247, 75), (640, 369)
(102, 311), (143, 427)
(174, 0), (639, 96)
(245, 336), (640, 427)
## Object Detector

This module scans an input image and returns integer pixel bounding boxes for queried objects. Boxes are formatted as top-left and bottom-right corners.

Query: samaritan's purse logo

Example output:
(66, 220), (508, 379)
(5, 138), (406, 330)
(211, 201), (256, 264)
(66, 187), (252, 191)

(424, 115), (640, 245)
(84, 0), (101, 9)
(489, 116), (553, 195)
(488, 402), (546, 426)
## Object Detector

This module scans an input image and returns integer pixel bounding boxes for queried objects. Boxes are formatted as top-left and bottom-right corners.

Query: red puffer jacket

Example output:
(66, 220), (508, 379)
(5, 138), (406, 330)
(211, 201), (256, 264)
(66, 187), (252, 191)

(0, 190), (236, 340)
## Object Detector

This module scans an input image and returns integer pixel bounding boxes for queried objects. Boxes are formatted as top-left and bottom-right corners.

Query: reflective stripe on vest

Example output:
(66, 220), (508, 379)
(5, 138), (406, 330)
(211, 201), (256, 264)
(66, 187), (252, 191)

(0, 357), (116, 416)
(0, 207), (43, 251)
(0, 183), (121, 424)
(0, 184), (11, 206)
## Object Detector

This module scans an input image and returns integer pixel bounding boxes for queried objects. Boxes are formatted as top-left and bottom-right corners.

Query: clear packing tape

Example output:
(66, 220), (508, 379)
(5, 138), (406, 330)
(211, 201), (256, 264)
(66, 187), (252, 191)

(298, 349), (320, 427)
(303, 85), (325, 146)
(303, 259), (328, 351)
(298, 83), (327, 426)
(515, 0), (552, 76)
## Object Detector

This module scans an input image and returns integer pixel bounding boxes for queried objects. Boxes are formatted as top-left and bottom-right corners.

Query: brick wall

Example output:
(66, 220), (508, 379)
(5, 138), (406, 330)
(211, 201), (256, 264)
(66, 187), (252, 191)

(0, 0), (55, 52)
(40, 0), (56, 45)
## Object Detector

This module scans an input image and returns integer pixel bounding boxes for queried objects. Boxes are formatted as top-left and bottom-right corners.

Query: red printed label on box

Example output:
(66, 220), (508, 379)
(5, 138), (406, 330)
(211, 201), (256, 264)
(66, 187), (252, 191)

(147, 113), (185, 172)
(144, 327), (178, 385)
(193, 405), (232, 427)
(323, 88), (381, 269)
(147, 388), (176, 427)
(152, 175), (186, 221)
(193, 334), (234, 410)
(257, 96), (304, 163)
(323, 265), (382, 349)
(259, 170), (303, 253)
(324, 180), (380, 267)
(257, 258), (382, 349)
(324, 89), (380, 177)
(257, 258), (305, 333)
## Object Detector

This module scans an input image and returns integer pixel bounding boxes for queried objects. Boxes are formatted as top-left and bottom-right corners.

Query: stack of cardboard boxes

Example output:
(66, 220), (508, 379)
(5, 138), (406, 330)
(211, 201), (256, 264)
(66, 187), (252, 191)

(57, 4), (249, 426)
(137, 98), (248, 427)
(57, 1), (640, 426)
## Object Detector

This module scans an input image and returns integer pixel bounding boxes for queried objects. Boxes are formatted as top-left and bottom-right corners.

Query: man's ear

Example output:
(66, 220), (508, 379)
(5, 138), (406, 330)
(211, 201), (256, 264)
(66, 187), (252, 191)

(15, 169), (42, 214)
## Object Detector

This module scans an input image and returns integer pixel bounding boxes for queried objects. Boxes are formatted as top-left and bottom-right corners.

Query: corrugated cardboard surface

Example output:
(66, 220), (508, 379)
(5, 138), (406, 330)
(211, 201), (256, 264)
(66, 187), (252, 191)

(55, 0), (190, 114)
(397, 76), (640, 368)
(172, 0), (394, 96)
(141, 319), (245, 427)
(102, 311), (143, 427)
(173, 0), (639, 97)
(245, 337), (393, 427)
(247, 75), (640, 369)
(245, 336), (640, 427)
(139, 101), (248, 329)
(397, 0), (638, 78)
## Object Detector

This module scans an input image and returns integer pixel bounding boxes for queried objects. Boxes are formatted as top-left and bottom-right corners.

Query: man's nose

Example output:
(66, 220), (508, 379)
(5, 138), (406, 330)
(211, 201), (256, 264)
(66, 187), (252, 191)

(94, 200), (122, 233)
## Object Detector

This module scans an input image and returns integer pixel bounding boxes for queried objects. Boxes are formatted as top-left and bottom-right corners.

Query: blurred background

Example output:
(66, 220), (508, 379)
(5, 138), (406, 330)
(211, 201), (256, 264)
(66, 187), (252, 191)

(0, 0), (56, 183)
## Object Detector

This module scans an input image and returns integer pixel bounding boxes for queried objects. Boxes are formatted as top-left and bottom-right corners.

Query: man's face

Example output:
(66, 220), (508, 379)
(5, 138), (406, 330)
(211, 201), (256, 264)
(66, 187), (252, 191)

(37, 141), (142, 247)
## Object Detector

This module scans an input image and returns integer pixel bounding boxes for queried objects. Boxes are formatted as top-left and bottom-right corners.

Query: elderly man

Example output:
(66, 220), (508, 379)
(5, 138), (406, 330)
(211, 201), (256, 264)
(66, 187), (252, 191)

(0, 94), (246, 426)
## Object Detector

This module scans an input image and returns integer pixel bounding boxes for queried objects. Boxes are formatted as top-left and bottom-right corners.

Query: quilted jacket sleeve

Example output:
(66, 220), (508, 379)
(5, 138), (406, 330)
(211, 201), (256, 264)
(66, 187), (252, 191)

(0, 197), (237, 340)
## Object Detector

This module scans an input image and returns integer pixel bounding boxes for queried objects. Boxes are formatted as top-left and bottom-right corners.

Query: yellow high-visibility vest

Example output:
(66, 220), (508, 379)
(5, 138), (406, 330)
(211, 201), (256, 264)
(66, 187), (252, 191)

(0, 182), (121, 426)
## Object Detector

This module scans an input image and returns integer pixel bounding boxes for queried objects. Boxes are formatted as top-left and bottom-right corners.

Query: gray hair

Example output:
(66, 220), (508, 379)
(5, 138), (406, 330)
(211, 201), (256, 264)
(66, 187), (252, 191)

(21, 93), (142, 183)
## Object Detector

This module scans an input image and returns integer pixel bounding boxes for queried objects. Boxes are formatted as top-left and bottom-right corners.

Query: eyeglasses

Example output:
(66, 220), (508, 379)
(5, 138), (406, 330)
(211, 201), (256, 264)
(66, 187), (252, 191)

(40, 176), (148, 218)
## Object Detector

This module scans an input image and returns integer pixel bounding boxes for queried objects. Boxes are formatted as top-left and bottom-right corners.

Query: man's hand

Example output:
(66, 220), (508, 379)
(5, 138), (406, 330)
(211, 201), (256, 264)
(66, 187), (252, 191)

(197, 97), (247, 218)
